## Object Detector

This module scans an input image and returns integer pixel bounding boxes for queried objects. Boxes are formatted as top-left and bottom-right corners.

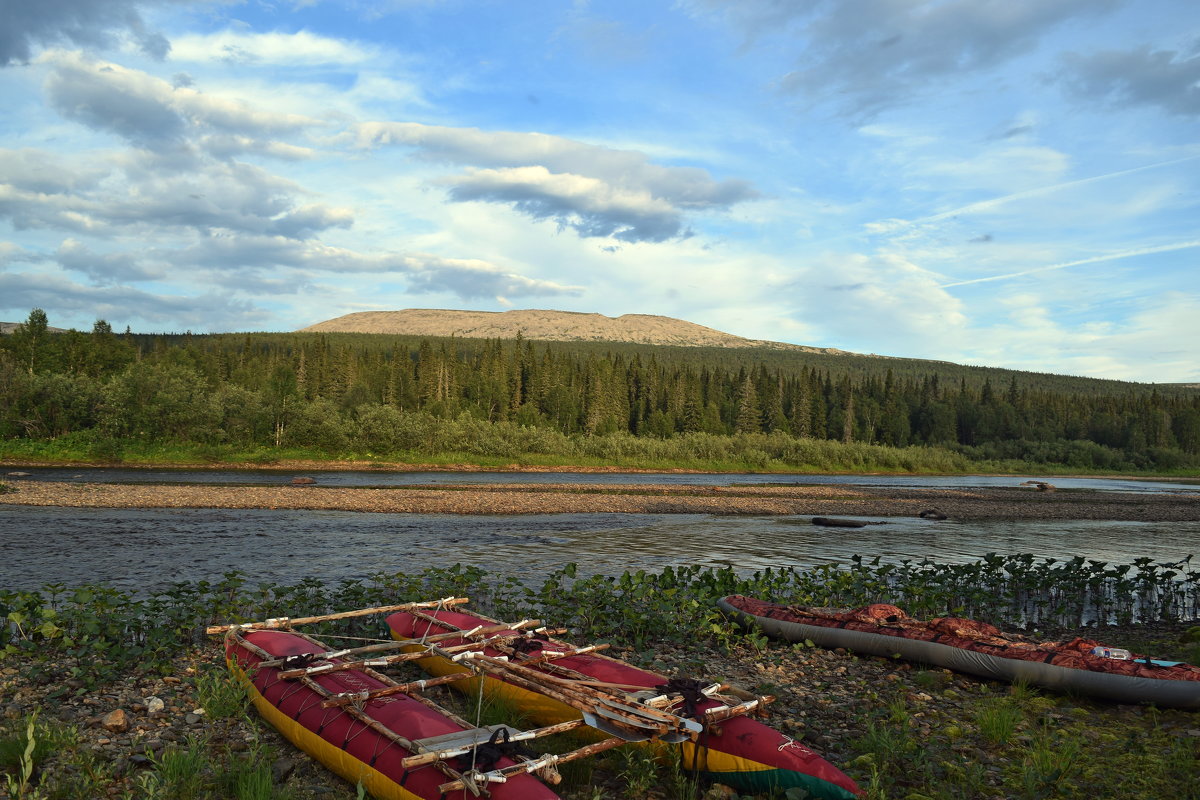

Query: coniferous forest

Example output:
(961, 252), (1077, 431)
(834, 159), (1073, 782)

(2, 309), (1198, 473)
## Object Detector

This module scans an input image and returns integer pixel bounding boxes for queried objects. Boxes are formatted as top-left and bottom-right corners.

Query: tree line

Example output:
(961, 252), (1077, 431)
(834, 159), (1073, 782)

(2, 309), (1197, 471)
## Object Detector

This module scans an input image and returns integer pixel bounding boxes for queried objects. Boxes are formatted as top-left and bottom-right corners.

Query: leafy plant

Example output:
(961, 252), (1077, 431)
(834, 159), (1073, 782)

(1, 712), (38, 799)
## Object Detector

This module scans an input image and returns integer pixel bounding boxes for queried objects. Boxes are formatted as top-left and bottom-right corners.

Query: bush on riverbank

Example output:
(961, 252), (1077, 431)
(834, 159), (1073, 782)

(5, 557), (1200, 685)
(3, 560), (1199, 799)
(1, 424), (983, 474)
(5, 425), (1199, 477)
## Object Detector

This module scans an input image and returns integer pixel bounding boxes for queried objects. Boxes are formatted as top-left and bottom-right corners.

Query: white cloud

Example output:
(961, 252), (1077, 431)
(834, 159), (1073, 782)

(355, 121), (757, 242)
(684, 0), (1119, 118)
(0, 0), (179, 65)
(957, 291), (1200, 382)
(0, 268), (270, 331)
(169, 29), (377, 66)
(42, 51), (321, 148)
(444, 166), (686, 242)
(1059, 44), (1200, 117)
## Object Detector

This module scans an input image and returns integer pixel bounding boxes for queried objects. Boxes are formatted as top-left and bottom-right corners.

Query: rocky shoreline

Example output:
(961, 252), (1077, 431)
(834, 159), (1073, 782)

(4, 628), (1199, 800)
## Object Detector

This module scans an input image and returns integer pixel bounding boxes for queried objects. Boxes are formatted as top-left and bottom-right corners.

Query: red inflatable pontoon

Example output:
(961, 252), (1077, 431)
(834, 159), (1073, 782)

(225, 627), (563, 800)
(387, 606), (862, 799)
(719, 595), (1200, 709)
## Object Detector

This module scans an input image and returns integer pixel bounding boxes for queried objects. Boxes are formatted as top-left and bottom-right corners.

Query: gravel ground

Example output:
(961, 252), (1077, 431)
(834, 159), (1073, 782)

(2, 477), (1199, 521)
(5, 631), (1199, 800)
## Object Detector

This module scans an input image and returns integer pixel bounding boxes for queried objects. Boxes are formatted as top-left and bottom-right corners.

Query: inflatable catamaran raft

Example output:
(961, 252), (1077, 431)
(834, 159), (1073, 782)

(718, 595), (1200, 709)
(386, 601), (862, 798)
(211, 598), (862, 799)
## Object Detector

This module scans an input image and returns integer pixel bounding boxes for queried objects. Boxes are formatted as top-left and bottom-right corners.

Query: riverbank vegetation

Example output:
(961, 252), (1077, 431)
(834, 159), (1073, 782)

(3, 559), (1198, 798)
(2, 310), (1198, 475)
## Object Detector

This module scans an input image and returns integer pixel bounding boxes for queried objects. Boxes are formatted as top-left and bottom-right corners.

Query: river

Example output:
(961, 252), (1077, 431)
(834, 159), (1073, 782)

(2, 504), (1197, 594)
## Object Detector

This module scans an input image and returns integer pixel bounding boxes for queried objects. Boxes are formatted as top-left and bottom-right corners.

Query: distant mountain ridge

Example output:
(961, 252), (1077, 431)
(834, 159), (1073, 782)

(300, 309), (853, 354)
(0, 322), (68, 335)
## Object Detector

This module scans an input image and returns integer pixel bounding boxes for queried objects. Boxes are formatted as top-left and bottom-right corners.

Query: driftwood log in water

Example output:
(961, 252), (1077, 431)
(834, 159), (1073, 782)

(811, 517), (881, 528)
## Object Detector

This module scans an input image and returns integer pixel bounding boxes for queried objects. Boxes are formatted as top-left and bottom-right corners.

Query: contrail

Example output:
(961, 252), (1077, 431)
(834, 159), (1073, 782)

(915, 153), (1200, 225)
(939, 240), (1200, 288)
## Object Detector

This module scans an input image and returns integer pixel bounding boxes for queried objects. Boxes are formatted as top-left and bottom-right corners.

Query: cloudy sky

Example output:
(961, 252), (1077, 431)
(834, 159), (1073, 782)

(1, 0), (1197, 382)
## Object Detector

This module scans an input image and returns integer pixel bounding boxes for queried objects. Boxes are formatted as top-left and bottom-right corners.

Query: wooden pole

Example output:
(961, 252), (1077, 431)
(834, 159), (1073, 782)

(224, 629), (469, 790)
(257, 621), (538, 668)
(277, 638), (497, 679)
(437, 736), (628, 795)
(320, 672), (475, 708)
(206, 597), (469, 634)
(400, 718), (590, 768)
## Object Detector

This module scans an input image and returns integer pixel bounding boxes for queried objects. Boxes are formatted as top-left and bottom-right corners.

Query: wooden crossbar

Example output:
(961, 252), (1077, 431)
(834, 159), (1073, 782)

(437, 736), (628, 795)
(258, 621), (533, 669)
(459, 652), (701, 740)
(277, 638), (496, 679)
(206, 597), (469, 634)
(223, 629), (468, 790)
(401, 718), (589, 768)
(320, 672), (474, 708)
(406, 608), (757, 720)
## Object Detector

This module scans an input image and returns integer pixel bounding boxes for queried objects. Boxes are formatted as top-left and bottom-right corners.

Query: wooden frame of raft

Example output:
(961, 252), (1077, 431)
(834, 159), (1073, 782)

(213, 597), (773, 798)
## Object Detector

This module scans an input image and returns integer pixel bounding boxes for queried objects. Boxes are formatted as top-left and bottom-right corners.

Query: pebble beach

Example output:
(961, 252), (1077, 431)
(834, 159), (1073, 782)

(3, 475), (1199, 521)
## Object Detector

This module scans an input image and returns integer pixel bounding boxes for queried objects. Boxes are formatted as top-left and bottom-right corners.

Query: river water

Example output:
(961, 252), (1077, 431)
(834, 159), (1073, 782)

(5, 467), (1198, 494)
(3, 504), (1198, 594)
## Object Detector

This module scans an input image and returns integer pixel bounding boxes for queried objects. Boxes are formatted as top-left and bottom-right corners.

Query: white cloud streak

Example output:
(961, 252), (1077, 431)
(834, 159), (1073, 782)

(939, 240), (1200, 288)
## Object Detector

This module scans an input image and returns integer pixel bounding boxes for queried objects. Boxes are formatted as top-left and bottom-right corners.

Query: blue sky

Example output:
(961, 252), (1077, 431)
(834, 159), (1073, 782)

(1, 0), (1197, 383)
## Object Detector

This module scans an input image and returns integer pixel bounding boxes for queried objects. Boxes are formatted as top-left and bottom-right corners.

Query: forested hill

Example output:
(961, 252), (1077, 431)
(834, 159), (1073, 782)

(1, 310), (1198, 472)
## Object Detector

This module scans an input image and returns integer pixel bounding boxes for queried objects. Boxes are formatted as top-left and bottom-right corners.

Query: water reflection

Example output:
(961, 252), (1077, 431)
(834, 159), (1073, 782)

(3, 506), (1196, 593)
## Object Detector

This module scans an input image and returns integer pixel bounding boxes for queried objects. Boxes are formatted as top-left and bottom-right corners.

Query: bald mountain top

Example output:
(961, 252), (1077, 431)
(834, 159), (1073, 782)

(0, 322), (68, 335)
(300, 309), (850, 354)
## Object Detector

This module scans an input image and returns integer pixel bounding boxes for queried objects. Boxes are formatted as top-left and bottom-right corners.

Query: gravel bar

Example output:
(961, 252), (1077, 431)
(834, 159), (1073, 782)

(2, 478), (1198, 520)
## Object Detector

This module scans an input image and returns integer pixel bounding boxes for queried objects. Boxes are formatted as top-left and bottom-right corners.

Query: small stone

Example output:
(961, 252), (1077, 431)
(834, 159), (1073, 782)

(272, 757), (298, 783)
(162, 676), (181, 684)
(185, 713), (202, 725)
(101, 709), (129, 733)
(146, 696), (165, 714)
